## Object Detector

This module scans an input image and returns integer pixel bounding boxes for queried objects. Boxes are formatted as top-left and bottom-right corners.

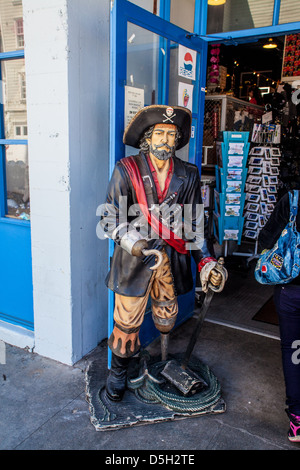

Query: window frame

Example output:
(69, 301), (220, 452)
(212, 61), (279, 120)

(0, 49), (28, 223)
(14, 18), (25, 49)
(202, 0), (300, 42)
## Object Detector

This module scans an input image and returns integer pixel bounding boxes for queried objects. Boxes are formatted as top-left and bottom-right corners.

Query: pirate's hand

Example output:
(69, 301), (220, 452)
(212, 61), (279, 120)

(208, 258), (228, 293)
(208, 268), (223, 289)
(131, 239), (148, 257)
(198, 257), (228, 293)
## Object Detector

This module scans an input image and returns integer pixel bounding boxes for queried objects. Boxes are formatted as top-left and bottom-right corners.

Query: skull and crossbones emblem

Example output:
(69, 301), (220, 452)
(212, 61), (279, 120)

(163, 107), (176, 123)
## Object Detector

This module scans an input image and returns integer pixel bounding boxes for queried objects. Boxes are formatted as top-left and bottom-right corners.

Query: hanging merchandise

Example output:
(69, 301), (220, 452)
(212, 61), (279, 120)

(209, 45), (220, 85)
(282, 34), (300, 81)
(213, 107), (219, 140)
(207, 44), (227, 92)
(251, 123), (281, 145)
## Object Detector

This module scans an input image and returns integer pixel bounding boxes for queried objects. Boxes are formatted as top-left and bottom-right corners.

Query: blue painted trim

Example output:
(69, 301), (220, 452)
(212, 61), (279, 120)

(273, 0), (281, 26)
(0, 62), (6, 217)
(0, 146), (6, 217)
(108, 0), (129, 368)
(159, 0), (170, 21)
(194, 41), (208, 174)
(194, 0), (201, 35)
(0, 67), (4, 141)
(110, 2), (127, 167)
(204, 21), (300, 43)
(0, 218), (34, 328)
(194, 0), (207, 36)
(158, 0), (169, 104)
(0, 139), (28, 145)
(120, 0), (203, 50)
(191, 0), (208, 171)
(0, 50), (24, 60)
(0, 216), (30, 227)
(0, 52), (28, 220)
(0, 311), (34, 330)
(187, 50), (200, 165)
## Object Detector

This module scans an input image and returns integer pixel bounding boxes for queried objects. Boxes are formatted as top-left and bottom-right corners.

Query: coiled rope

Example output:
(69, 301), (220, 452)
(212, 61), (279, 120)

(127, 356), (222, 414)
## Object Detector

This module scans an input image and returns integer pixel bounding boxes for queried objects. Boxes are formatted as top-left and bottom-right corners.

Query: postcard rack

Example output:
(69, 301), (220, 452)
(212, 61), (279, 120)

(213, 131), (250, 247)
(243, 144), (281, 243)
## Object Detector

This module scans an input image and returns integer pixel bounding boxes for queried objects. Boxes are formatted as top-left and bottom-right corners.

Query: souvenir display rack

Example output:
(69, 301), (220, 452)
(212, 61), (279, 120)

(213, 131), (250, 247)
(242, 122), (281, 245)
(243, 144), (281, 244)
(250, 123), (281, 145)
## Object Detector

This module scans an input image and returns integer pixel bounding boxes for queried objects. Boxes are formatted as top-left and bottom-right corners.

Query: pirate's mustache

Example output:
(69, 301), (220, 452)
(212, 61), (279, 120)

(153, 143), (174, 150)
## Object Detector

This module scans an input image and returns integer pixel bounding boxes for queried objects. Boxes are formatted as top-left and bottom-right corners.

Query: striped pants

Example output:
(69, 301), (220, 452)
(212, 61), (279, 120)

(108, 250), (178, 358)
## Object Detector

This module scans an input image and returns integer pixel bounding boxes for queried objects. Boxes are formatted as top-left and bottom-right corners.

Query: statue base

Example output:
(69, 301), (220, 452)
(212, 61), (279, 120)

(85, 353), (226, 431)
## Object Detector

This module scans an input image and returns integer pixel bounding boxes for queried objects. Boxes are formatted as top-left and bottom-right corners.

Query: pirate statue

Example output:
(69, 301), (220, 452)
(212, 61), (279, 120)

(99, 105), (227, 402)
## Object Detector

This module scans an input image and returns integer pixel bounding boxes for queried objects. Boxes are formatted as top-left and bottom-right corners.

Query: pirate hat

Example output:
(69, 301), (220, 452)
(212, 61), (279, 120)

(123, 105), (192, 150)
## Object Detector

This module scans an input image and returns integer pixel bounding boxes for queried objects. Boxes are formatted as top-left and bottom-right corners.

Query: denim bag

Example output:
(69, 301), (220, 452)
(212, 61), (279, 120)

(255, 190), (300, 285)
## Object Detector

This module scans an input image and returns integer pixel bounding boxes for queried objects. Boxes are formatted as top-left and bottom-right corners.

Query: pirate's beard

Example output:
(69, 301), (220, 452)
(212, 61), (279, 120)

(149, 143), (175, 161)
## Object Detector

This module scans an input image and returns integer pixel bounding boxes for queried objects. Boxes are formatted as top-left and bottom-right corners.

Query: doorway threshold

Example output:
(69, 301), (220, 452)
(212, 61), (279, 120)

(205, 317), (280, 341)
(202, 257), (280, 340)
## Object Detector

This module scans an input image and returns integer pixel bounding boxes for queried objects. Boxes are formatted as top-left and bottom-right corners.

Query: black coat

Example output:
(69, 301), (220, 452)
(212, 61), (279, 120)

(101, 152), (211, 297)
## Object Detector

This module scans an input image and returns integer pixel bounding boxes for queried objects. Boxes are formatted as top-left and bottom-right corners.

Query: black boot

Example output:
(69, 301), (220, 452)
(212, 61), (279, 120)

(105, 353), (130, 402)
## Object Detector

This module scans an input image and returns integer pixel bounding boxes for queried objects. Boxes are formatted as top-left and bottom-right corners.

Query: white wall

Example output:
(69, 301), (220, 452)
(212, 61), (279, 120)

(67, 0), (110, 362)
(23, 0), (109, 364)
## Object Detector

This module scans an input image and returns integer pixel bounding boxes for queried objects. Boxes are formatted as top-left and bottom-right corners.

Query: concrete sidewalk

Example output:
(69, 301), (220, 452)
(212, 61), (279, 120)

(0, 319), (300, 451)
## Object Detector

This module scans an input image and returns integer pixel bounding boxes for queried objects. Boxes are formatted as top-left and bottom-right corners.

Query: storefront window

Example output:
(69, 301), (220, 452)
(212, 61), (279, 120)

(170, 0), (195, 32)
(207, 0), (274, 35)
(4, 145), (29, 219)
(128, 0), (195, 31)
(126, 22), (159, 107)
(128, 0), (160, 15)
(125, 22), (160, 156)
(1, 59), (27, 139)
(279, 0), (300, 24)
(0, 0), (29, 220)
(125, 22), (197, 162)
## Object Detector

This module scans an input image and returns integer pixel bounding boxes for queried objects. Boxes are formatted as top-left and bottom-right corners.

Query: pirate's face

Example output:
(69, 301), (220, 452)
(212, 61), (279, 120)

(147, 123), (177, 161)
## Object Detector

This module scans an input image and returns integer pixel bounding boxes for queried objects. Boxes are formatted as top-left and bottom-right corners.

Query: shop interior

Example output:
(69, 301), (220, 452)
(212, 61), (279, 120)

(200, 33), (300, 339)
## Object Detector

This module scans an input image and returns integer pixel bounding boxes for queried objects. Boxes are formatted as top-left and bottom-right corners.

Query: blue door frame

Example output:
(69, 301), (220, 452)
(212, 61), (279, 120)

(0, 49), (34, 331)
(108, 0), (208, 360)
(108, 0), (300, 361)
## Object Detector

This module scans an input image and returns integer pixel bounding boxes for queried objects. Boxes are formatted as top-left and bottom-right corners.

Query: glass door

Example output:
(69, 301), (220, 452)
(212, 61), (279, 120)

(109, 0), (207, 350)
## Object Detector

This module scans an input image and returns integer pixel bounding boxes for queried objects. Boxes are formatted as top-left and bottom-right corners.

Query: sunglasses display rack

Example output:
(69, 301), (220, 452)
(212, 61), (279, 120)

(251, 123), (281, 145)
(213, 131), (250, 248)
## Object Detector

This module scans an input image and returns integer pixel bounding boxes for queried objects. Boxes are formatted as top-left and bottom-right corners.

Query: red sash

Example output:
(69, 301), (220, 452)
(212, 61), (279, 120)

(121, 156), (188, 255)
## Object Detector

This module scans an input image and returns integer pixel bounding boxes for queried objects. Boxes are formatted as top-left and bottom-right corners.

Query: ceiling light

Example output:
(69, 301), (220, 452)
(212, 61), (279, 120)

(208, 0), (226, 5)
(263, 38), (277, 49)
